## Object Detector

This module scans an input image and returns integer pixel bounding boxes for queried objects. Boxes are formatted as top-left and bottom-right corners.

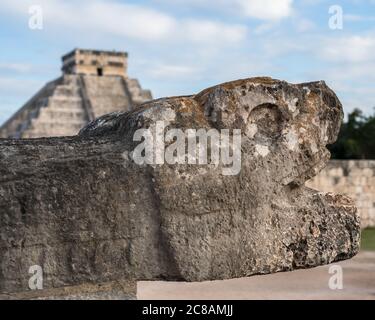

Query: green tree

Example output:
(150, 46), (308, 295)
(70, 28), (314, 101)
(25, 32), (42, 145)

(329, 108), (375, 159)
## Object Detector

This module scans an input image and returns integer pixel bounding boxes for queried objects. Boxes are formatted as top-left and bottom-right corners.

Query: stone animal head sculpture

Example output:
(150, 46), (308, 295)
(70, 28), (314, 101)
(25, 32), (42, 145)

(0, 77), (359, 294)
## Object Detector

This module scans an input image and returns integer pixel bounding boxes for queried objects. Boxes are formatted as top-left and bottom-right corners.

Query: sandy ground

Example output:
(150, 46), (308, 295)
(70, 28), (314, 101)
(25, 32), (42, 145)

(137, 251), (375, 300)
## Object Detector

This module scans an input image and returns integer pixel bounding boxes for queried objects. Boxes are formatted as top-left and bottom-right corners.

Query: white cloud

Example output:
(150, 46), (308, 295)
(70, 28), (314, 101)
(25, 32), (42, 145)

(148, 64), (198, 79)
(0, 63), (32, 73)
(320, 35), (375, 63)
(0, 0), (176, 40)
(316, 64), (375, 91)
(181, 20), (247, 43)
(344, 14), (375, 22)
(235, 0), (294, 20)
(0, 76), (42, 96)
(294, 18), (315, 32)
(156, 0), (294, 21)
(253, 23), (275, 35)
(83, 2), (176, 40)
(0, 0), (247, 44)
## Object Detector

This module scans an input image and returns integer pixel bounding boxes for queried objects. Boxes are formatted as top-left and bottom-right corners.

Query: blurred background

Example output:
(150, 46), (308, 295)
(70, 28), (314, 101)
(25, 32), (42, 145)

(0, 0), (375, 124)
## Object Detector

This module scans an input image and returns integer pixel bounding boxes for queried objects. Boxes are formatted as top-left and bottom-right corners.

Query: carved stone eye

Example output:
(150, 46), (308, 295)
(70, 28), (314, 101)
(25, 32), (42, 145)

(248, 103), (283, 140)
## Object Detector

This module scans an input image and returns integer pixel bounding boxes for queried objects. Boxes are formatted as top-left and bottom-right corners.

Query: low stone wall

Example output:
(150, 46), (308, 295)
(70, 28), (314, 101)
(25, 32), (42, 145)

(307, 160), (375, 229)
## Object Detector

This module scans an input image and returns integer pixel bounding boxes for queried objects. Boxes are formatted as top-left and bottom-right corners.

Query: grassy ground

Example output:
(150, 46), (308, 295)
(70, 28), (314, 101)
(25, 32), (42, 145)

(361, 228), (375, 251)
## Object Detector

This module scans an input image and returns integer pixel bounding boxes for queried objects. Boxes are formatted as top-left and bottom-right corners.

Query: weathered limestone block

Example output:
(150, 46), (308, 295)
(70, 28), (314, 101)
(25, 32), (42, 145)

(0, 77), (360, 295)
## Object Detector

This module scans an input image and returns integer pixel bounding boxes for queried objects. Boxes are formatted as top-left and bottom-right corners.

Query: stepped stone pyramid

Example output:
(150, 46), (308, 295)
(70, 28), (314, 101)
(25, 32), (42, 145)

(0, 49), (152, 138)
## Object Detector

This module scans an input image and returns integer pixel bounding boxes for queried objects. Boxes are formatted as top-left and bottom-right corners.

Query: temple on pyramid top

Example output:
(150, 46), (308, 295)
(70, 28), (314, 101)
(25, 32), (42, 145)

(0, 48), (152, 138)
(61, 49), (128, 77)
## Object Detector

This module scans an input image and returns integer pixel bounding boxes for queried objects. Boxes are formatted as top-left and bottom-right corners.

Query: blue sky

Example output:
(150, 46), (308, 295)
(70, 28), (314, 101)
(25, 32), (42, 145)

(0, 0), (374, 125)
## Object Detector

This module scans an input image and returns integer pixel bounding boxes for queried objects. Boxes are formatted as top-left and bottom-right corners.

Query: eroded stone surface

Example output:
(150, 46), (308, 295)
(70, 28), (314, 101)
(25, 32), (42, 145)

(0, 77), (360, 294)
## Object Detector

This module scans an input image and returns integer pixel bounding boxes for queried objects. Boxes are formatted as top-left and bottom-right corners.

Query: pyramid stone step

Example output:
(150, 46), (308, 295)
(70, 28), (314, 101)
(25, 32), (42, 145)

(81, 75), (131, 118)
(125, 78), (153, 104)
(38, 110), (86, 122)
(53, 85), (81, 97)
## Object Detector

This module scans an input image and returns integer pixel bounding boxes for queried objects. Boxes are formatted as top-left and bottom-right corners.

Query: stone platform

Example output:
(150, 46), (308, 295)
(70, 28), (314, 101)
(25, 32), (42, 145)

(138, 251), (375, 300)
